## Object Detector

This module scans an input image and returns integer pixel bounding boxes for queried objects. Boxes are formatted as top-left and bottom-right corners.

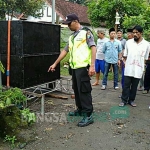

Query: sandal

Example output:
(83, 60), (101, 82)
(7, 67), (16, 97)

(92, 82), (99, 86)
(128, 102), (137, 107)
(138, 87), (143, 91)
(142, 90), (149, 94)
(119, 102), (126, 107)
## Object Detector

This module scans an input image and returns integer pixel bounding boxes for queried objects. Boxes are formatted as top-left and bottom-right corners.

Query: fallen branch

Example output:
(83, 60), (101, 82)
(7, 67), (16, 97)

(46, 93), (68, 100)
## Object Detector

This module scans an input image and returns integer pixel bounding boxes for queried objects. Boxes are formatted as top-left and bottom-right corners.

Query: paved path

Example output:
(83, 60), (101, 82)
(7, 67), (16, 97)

(2, 77), (150, 150)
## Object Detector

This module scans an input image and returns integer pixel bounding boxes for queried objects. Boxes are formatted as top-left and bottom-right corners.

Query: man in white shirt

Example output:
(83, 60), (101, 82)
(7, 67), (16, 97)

(119, 25), (150, 107)
(92, 30), (109, 86)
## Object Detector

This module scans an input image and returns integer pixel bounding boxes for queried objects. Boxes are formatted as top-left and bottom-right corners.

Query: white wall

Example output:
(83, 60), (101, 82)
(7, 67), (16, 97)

(27, 4), (63, 22)
(5, 14), (19, 21)
(6, 3), (63, 23)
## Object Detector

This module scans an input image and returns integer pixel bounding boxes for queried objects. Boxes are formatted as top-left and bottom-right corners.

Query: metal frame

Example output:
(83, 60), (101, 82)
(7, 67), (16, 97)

(23, 76), (73, 115)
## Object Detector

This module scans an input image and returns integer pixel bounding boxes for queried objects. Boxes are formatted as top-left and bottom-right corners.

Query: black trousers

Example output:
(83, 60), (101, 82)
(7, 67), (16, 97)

(72, 67), (93, 116)
(121, 76), (140, 103)
(144, 64), (150, 91)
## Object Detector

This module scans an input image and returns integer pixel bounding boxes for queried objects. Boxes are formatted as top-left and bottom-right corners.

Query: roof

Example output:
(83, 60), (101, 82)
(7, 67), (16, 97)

(46, 0), (90, 25)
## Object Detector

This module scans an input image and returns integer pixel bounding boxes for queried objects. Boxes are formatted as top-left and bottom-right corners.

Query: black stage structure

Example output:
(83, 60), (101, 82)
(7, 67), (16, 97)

(0, 21), (60, 88)
(0, 21), (73, 114)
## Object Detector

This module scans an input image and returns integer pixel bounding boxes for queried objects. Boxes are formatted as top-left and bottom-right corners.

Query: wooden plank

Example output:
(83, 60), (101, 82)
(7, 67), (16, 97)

(46, 93), (68, 99)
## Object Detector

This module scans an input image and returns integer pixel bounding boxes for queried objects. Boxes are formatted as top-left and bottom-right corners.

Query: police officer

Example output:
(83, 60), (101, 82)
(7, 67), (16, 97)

(48, 13), (96, 127)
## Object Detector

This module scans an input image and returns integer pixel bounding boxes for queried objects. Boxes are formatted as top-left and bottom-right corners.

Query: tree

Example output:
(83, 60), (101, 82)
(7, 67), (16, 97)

(122, 15), (147, 29)
(146, 0), (150, 4)
(0, 0), (45, 20)
(87, 0), (147, 28)
(122, 6), (150, 40)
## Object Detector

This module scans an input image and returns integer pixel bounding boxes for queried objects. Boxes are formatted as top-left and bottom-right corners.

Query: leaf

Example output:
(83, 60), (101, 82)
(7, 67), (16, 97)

(0, 102), (5, 108)
(5, 97), (11, 105)
(0, 61), (5, 73)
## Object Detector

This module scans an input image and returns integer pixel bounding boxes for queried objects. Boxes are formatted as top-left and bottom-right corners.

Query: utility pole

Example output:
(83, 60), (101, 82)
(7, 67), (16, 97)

(52, 0), (55, 24)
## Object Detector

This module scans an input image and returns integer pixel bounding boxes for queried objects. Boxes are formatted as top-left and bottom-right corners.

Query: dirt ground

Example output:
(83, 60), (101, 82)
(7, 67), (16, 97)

(0, 78), (150, 150)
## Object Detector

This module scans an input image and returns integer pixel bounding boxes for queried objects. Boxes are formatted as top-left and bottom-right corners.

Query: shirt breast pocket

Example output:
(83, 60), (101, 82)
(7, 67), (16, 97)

(114, 44), (118, 50)
(106, 45), (111, 50)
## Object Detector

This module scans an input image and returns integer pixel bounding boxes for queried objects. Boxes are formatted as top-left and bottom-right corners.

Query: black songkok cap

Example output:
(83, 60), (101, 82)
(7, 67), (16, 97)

(109, 28), (115, 34)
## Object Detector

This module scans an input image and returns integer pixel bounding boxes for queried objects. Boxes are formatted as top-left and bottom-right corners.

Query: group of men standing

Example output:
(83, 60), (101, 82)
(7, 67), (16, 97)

(93, 26), (150, 107)
(48, 13), (150, 127)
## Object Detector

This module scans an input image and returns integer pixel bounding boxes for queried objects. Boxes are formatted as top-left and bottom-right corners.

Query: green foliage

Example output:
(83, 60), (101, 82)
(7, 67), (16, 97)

(143, 6), (150, 29)
(144, 6), (150, 21)
(122, 14), (147, 29)
(60, 42), (66, 49)
(60, 52), (70, 68)
(87, 0), (150, 40)
(0, 106), (35, 148)
(87, 0), (147, 28)
(143, 29), (150, 41)
(20, 108), (36, 124)
(60, 67), (69, 76)
(122, 6), (150, 40)
(60, 27), (71, 70)
(91, 28), (98, 43)
(59, 28), (72, 76)
(0, 61), (5, 73)
(0, 87), (27, 108)
(4, 135), (17, 149)
(0, 0), (44, 20)
(61, 27), (72, 44)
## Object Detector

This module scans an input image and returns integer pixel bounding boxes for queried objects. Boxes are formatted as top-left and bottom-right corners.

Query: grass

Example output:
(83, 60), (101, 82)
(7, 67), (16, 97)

(60, 48), (70, 76)
(60, 67), (70, 76)
(60, 27), (71, 76)
(60, 66), (121, 81)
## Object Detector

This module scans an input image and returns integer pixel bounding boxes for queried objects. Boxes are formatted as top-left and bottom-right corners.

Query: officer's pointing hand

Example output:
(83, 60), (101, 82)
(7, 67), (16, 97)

(48, 63), (56, 72)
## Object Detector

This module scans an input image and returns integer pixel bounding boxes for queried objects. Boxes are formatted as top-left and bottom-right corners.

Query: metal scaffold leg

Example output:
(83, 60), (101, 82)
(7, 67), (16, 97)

(41, 95), (45, 116)
(23, 77), (73, 114)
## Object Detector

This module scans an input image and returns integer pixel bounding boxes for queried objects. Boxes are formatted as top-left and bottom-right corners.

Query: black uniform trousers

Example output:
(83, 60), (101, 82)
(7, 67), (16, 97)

(121, 76), (140, 103)
(144, 64), (150, 91)
(72, 67), (93, 116)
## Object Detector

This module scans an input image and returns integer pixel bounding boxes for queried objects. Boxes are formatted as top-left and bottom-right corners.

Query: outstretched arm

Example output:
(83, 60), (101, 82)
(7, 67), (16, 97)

(48, 50), (68, 72)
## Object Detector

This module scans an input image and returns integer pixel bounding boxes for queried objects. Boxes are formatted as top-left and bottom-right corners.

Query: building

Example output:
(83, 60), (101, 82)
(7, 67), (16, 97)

(7, 0), (90, 25)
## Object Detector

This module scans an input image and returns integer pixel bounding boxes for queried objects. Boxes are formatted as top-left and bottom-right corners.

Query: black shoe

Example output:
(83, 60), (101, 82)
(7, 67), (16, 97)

(68, 109), (82, 116)
(77, 115), (94, 127)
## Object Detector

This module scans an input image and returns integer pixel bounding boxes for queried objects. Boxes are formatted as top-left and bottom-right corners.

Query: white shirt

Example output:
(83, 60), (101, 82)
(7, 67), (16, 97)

(124, 38), (150, 78)
(96, 37), (109, 60)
